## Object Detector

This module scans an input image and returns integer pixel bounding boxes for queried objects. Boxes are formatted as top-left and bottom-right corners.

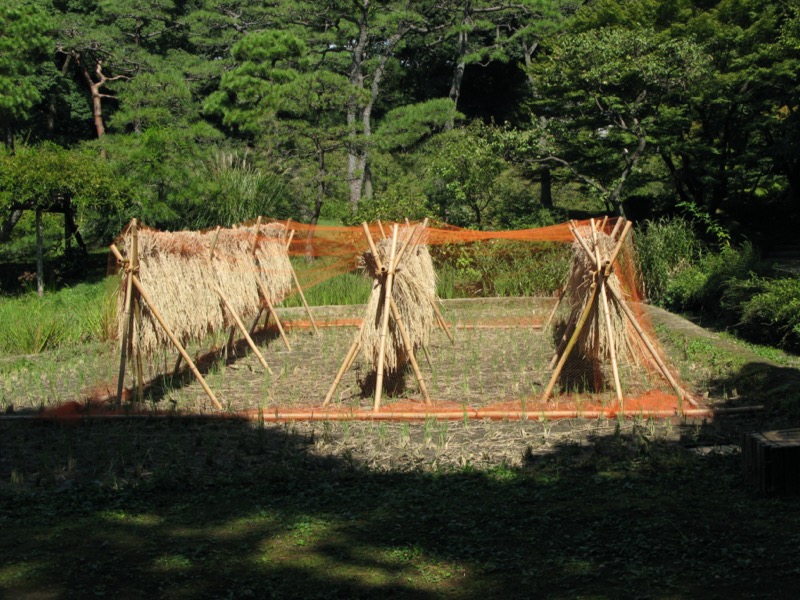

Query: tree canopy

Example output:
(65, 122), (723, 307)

(0, 0), (797, 247)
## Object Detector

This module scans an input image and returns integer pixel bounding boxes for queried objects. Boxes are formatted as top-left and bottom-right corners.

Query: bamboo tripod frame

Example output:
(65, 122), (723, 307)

(541, 218), (696, 409)
(111, 220), (223, 410)
(112, 218), (305, 410)
(323, 222), (434, 412)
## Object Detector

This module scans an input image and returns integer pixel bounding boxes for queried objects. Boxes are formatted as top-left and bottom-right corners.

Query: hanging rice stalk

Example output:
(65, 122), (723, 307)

(249, 222), (293, 304)
(357, 226), (437, 372)
(115, 220), (294, 362)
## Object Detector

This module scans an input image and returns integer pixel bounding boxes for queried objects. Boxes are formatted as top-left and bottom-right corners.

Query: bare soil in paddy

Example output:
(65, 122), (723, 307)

(93, 297), (684, 415)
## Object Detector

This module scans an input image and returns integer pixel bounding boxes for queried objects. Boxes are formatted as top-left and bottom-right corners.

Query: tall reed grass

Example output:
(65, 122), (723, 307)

(0, 279), (117, 356)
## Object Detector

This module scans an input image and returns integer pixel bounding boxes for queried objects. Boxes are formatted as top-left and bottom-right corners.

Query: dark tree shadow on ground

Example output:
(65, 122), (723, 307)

(2, 411), (800, 600)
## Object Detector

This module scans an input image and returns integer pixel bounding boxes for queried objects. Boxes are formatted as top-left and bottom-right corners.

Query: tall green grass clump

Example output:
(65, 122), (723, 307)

(634, 216), (700, 305)
(0, 279), (117, 355)
(282, 258), (372, 307)
(433, 241), (570, 298)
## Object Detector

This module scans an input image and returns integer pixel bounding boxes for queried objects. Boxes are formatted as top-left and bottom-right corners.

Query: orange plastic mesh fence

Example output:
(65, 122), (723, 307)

(105, 217), (691, 414)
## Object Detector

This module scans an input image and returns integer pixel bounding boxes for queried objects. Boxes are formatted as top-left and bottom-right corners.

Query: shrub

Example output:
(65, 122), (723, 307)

(723, 276), (800, 352)
(663, 242), (763, 312)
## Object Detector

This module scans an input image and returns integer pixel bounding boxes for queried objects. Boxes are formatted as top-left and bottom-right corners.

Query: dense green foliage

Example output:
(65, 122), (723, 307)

(1, 0), (799, 349)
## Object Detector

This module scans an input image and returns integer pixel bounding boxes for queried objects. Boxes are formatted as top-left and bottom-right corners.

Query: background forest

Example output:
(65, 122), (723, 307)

(2, 0), (800, 350)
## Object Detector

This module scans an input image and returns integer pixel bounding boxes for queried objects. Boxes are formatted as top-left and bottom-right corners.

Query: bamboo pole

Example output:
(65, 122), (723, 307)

(605, 220), (633, 276)
(285, 229), (295, 251)
(600, 277), (624, 409)
(373, 225), (399, 411)
(598, 218), (627, 407)
(322, 339), (361, 406)
(256, 279), (291, 351)
(216, 286), (273, 375)
(392, 224), (420, 268)
(544, 286), (566, 331)
(590, 221), (606, 389)
(110, 242), (222, 409)
(389, 296), (431, 404)
(610, 216), (625, 240)
(130, 275), (221, 409)
(541, 281), (601, 402)
(249, 308), (264, 335)
(431, 300), (454, 344)
(589, 223), (621, 404)
(288, 260), (319, 336)
(114, 229), (136, 405)
(376, 220), (387, 239)
(569, 224), (599, 268)
(324, 222), (388, 407)
(130, 220), (145, 403)
(421, 343), (434, 371)
(362, 222), (383, 269)
(251, 216), (262, 254)
(605, 284), (697, 407)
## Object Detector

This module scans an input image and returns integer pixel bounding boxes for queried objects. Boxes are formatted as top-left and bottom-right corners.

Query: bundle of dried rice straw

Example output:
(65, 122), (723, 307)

(562, 226), (638, 366)
(357, 227), (437, 372)
(116, 221), (293, 361)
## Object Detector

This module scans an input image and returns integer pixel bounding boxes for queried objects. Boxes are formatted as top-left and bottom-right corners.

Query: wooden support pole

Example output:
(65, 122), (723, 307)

(541, 281), (600, 402)
(249, 308), (264, 335)
(544, 286), (567, 331)
(251, 216), (262, 255)
(114, 225), (137, 405)
(172, 354), (182, 377)
(605, 221), (633, 276)
(216, 286), (273, 375)
(569, 224), (599, 268)
(599, 278), (624, 409)
(129, 220), (145, 403)
(431, 300), (455, 344)
(106, 266), (222, 410)
(392, 224), (419, 268)
(362, 222), (383, 269)
(605, 284), (696, 407)
(610, 216), (625, 240)
(373, 224), (399, 412)
(322, 339), (361, 406)
(289, 262), (319, 336)
(376, 220), (387, 239)
(389, 296), (431, 404)
(256, 279), (291, 351)
(285, 229), (295, 252)
(421, 344), (434, 371)
(226, 326), (236, 357)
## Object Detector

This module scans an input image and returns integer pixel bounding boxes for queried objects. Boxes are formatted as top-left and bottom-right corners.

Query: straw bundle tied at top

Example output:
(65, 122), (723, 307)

(564, 226), (638, 365)
(117, 223), (292, 361)
(358, 227), (437, 371)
